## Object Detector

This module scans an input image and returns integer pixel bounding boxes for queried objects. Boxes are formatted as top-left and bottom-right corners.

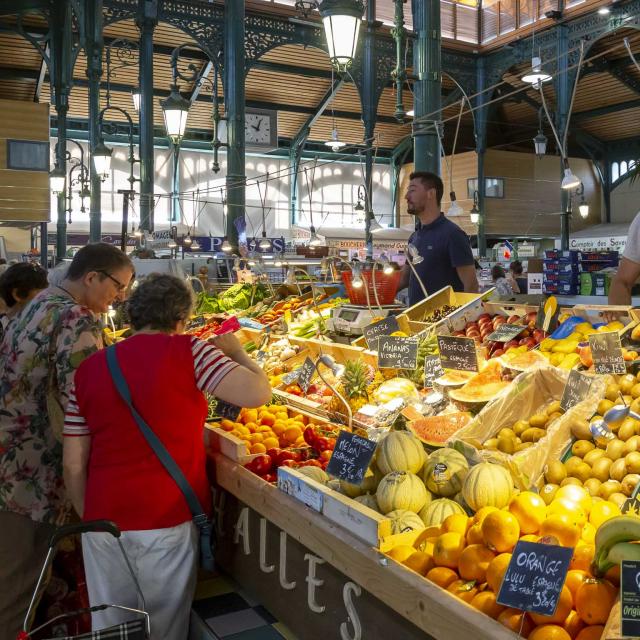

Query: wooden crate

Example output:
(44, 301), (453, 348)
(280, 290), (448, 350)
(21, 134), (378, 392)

(403, 286), (484, 322)
(352, 318), (431, 350)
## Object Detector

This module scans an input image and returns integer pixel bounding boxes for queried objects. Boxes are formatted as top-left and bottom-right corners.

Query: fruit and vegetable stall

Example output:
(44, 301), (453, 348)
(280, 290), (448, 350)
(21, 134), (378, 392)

(189, 282), (640, 640)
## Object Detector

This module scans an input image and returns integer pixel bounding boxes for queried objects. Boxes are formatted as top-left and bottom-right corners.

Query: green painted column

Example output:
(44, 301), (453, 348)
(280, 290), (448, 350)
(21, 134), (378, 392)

(224, 0), (246, 251)
(363, 0), (376, 257)
(411, 0), (441, 175)
(55, 104), (68, 261)
(86, 0), (103, 242)
(137, 0), (158, 233)
(556, 24), (570, 251)
(476, 57), (488, 257)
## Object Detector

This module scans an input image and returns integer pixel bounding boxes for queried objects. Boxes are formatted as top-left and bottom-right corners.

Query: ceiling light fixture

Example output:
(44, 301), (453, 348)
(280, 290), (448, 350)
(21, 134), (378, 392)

(521, 56), (553, 85)
(319, 0), (364, 71)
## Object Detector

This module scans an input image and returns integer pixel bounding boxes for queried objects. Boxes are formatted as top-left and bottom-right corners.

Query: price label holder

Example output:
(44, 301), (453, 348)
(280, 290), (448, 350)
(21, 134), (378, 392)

(215, 400), (242, 422)
(496, 540), (573, 616)
(424, 354), (444, 388)
(377, 336), (419, 370)
(281, 367), (302, 386)
(436, 335), (479, 372)
(560, 369), (593, 411)
(326, 431), (377, 486)
(589, 331), (626, 375)
(486, 323), (525, 343)
(277, 466), (324, 513)
(297, 357), (316, 394)
(621, 560), (640, 637)
(363, 316), (400, 350)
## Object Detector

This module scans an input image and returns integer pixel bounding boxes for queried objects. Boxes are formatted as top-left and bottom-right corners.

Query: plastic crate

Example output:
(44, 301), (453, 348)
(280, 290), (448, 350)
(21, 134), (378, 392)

(543, 260), (576, 273)
(543, 271), (579, 283)
(578, 250), (619, 262)
(341, 270), (401, 306)
(544, 250), (579, 261)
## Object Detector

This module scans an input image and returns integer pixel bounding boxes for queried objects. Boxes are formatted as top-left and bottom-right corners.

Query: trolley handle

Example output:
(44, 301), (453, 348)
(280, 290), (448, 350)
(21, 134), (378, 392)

(49, 519), (120, 547)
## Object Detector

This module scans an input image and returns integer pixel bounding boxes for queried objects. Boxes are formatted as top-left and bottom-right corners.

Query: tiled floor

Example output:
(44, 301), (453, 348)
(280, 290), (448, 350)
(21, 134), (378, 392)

(189, 574), (298, 640)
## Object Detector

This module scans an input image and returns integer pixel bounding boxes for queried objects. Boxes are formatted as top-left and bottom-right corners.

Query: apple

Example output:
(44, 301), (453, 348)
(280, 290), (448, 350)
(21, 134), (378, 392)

(526, 311), (538, 325)
(477, 313), (491, 322)
(466, 330), (481, 338)
(519, 328), (530, 338)
(492, 348), (505, 358)
(465, 321), (479, 330)
(532, 329), (545, 343)
(507, 315), (521, 324)
(504, 339), (520, 350)
(522, 337), (537, 349)
(453, 330), (466, 337)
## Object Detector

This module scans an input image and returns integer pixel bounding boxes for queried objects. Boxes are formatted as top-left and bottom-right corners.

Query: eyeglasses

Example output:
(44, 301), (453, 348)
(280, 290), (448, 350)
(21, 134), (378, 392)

(98, 270), (128, 293)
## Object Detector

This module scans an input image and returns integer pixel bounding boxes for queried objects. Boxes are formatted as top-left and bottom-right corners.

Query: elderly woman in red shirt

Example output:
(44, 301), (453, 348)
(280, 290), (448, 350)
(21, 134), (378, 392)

(62, 273), (271, 640)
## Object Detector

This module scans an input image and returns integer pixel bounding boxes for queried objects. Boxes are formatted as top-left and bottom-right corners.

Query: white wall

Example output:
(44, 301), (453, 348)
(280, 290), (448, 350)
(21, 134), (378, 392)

(610, 177), (640, 224)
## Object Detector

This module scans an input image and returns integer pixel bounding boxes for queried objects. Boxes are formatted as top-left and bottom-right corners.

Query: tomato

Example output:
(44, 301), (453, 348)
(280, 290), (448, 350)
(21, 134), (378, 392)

(319, 450), (333, 462)
(280, 459), (298, 468)
(262, 473), (277, 483)
(266, 447), (281, 464)
(314, 436), (335, 452)
(246, 454), (272, 475)
(285, 385), (302, 396)
(303, 426), (317, 446)
(276, 451), (296, 467)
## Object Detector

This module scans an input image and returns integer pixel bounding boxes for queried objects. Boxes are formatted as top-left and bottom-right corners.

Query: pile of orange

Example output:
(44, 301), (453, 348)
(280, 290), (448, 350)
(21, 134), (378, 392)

(210, 403), (311, 454)
(387, 485), (621, 640)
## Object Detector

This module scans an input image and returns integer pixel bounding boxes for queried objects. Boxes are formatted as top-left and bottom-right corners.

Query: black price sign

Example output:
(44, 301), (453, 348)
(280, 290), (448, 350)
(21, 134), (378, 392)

(621, 560), (640, 637)
(496, 540), (573, 616)
(560, 369), (593, 411)
(424, 355), (444, 387)
(363, 315), (400, 350)
(589, 331), (626, 375)
(281, 367), (302, 386)
(437, 335), (478, 372)
(486, 323), (525, 343)
(326, 431), (377, 485)
(297, 357), (316, 394)
(215, 400), (242, 422)
(377, 336), (419, 370)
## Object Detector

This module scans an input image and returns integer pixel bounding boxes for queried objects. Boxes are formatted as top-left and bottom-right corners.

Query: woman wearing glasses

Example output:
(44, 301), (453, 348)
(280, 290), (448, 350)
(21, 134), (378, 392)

(0, 242), (134, 638)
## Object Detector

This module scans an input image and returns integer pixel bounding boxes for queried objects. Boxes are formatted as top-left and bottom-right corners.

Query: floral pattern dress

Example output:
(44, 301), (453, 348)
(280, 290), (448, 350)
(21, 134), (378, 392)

(0, 288), (104, 524)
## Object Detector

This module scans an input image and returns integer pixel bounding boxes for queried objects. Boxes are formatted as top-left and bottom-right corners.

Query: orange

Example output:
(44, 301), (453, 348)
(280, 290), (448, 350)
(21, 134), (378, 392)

(486, 553), (512, 593)
(250, 443), (267, 454)
(235, 425), (250, 436)
(575, 579), (616, 625)
(433, 532), (466, 569)
(403, 551), (434, 576)
(565, 570), (589, 600)
(425, 566), (459, 589)
(482, 510), (520, 553)
(441, 513), (470, 536)
(605, 564), (620, 586)
(466, 524), (484, 545)
(556, 485), (592, 514)
(262, 437), (279, 450)
(521, 534), (539, 542)
(528, 624), (572, 640)
(509, 491), (547, 534)
(458, 544), (496, 582)
(470, 590), (505, 619)
(259, 412), (276, 427)
(563, 610), (586, 639)
(242, 408), (258, 424)
(283, 425), (303, 444)
(539, 514), (581, 548)
(386, 545), (415, 563)
(497, 608), (534, 636)
(547, 497), (587, 528)
(570, 544), (595, 573)
(248, 433), (264, 444)
(589, 500), (620, 529)
(574, 625), (605, 640)
(446, 579), (478, 603)
(257, 425), (274, 434)
(530, 585), (573, 625)
(472, 506), (499, 526)
(220, 421), (234, 432)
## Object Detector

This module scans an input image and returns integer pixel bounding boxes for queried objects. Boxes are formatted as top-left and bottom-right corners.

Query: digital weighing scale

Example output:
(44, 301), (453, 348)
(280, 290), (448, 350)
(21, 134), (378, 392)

(328, 304), (405, 337)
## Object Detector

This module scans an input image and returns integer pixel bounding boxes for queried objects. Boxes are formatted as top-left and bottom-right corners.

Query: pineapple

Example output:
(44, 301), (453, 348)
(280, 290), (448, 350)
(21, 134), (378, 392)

(329, 360), (370, 414)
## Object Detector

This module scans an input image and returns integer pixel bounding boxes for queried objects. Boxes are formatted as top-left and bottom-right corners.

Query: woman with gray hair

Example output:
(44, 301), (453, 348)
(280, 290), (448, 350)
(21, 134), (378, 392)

(62, 273), (270, 640)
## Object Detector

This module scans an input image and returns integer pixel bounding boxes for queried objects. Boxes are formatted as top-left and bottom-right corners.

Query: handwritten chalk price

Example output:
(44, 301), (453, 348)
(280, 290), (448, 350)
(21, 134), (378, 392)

(325, 431), (377, 485)
(436, 335), (479, 372)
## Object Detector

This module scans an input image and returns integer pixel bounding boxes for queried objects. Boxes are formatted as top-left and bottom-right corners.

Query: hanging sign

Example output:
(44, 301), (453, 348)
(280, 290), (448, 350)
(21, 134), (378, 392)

(436, 335), (478, 372)
(424, 355), (444, 387)
(589, 331), (626, 375)
(377, 336), (419, 370)
(560, 369), (593, 411)
(326, 431), (377, 486)
(297, 357), (316, 394)
(363, 316), (400, 350)
(486, 324), (525, 343)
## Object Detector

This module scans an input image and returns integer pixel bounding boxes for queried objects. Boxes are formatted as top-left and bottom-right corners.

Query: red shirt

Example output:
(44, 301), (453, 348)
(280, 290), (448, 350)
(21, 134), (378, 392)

(64, 334), (237, 531)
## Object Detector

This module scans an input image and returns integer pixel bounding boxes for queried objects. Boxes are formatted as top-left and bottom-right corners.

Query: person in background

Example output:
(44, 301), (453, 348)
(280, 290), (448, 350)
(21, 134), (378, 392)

(0, 243), (134, 639)
(508, 260), (527, 294)
(0, 262), (48, 340)
(609, 212), (640, 305)
(397, 171), (478, 304)
(63, 274), (271, 640)
(492, 264), (515, 300)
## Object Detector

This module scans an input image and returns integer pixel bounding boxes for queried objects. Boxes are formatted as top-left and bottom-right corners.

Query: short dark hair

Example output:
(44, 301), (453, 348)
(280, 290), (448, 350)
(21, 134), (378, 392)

(409, 171), (444, 206)
(492, 265), (506, 281)
(0, 262), (48, 307)
(126, 273), (194, 331)
(510, 260), (523, 275)
(66, 243), (133, 281)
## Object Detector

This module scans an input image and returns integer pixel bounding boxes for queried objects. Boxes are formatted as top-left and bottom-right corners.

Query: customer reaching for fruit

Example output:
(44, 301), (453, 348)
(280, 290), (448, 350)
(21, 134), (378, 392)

(62, 273), (270, 640)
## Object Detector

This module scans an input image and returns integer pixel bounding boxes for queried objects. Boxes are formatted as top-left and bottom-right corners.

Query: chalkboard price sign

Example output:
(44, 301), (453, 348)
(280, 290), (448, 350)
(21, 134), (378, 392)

(436, 335), (479, 372)
(297, 357), (316, 394)
(424, 355), (444, 387)
(496, 540), (573, 616)
(621, 560), (640, 637)
(363, 316), (400, 350)
(326, 431), (377, 486)
(486, 323), (525, 343)
(560, 369), (593, 411)
(377, 336), (419, 369)
(281, 367), (302, 386)
(215, 400), (242, 422)
(589, 331), (626, 375)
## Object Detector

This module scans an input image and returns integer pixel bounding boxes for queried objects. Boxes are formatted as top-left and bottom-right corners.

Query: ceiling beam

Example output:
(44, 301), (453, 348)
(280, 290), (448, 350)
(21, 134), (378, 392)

(583, 58), (640, 96)
(33, 43), (48, 102)
(0, 67), (39, 82)
(573, 98), (640, 122)
(189, 60), (214, 104)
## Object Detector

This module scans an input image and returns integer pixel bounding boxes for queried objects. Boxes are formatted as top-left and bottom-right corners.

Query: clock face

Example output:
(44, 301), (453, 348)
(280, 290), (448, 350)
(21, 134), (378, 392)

(245, 112), (273, 145)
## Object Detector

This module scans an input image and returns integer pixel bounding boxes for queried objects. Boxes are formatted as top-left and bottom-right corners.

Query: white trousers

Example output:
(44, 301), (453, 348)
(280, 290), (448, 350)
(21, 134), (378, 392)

(82, 521), (198, 640)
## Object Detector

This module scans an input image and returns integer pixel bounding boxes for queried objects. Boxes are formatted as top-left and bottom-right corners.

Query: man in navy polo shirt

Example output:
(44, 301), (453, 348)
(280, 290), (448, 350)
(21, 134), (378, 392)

(398, 171), (478, 305)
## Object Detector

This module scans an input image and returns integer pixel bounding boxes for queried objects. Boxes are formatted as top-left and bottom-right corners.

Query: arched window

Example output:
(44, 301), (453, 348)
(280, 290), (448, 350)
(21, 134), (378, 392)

(621, 160), (628, 176)
(612, 162), (619, 182)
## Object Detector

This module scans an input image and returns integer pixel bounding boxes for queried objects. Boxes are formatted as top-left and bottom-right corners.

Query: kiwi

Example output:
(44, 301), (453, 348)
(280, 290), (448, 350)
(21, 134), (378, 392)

(591, 457), (613, 482)
(622, 474), (640, 497)
(561, 477), (583, 487)
(618, 418), (638, 442)
(610, 458), (628, 482)
(512, 420), (530, 437)
(515, 442), (533, 452)
(598, 399), (615, 416)
(599, 479), (623, 500)
(484, 438), (498, 450)
(547, 412), (564, 424)
(583, 449), (606, 466)
(546, 401), (563, 416)
(606, 438), (626, 461)
(565, 457), (584, 475)
(529, 414), (548, 429)
(544, 460), (567, 485)
(521, 427), (546, 443)
(572, 440), (595, 458)
(540, 483), (559, 504)
(626, 451), (640, 474)
(497, 436), (516, 454)
(609, 492), (628, 509)
(583, 478), (602, 497)
(572, 462), (593, 484)
(620, 374), (637, 394)
(570, 417), (593, 441)
(623, 435), (640, 456)
(605, 383), (621, 402)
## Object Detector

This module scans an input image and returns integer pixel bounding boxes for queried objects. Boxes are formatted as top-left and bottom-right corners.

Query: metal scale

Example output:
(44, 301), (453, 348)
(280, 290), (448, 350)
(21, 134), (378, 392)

(328, 303), (405, 337)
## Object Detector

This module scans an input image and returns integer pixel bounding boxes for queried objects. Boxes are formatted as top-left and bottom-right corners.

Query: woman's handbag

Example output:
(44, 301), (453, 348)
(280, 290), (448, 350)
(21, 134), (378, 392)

(105, 344), (215, 571)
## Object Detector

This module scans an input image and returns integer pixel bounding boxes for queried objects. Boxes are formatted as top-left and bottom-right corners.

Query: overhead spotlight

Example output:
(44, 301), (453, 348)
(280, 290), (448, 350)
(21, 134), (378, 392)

(258, 231), (271, 250)
(447, 192), (464, 217)
(351, 262), (364, 288)
(598, 6), (611, 14)
(221, 237), (232, 252)
(325, 127), (346, 151)
(561, 163), (581, 190)
(408, 243), (423, 265)
(309, 225), (325, 247)
(406, 109), (415, 117)
(522, 56), (552, 85)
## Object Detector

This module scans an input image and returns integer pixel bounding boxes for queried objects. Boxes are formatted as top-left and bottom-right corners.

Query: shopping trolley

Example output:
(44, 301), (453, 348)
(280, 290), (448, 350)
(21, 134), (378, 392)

(18, 520), (150, 640)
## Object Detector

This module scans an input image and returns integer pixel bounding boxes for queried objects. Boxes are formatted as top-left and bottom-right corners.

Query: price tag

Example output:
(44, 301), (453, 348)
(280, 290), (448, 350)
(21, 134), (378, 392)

(589, 331), (626, 375)
(496, 540), (573, 616)
(277, 467), (324, 513)
(436, 335), (479, 372)
(281, 367), (302, 386)
(326, 431), (377, 486)
(362, 316), (400, 349)
(377, 336), (419, 370)
(297, 357), (316, 394)
(215, 400), (242, 422)
(560, 369), (593, 411)
(486, 323), (525, 343)
(621, 560), (640, 637)
(424, 355), (444, 387)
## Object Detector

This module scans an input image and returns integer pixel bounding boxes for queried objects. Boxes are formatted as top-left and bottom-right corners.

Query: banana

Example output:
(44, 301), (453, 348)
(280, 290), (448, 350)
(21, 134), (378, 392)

(593, 515), (640, 576)
(602, 541), (640, 575)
